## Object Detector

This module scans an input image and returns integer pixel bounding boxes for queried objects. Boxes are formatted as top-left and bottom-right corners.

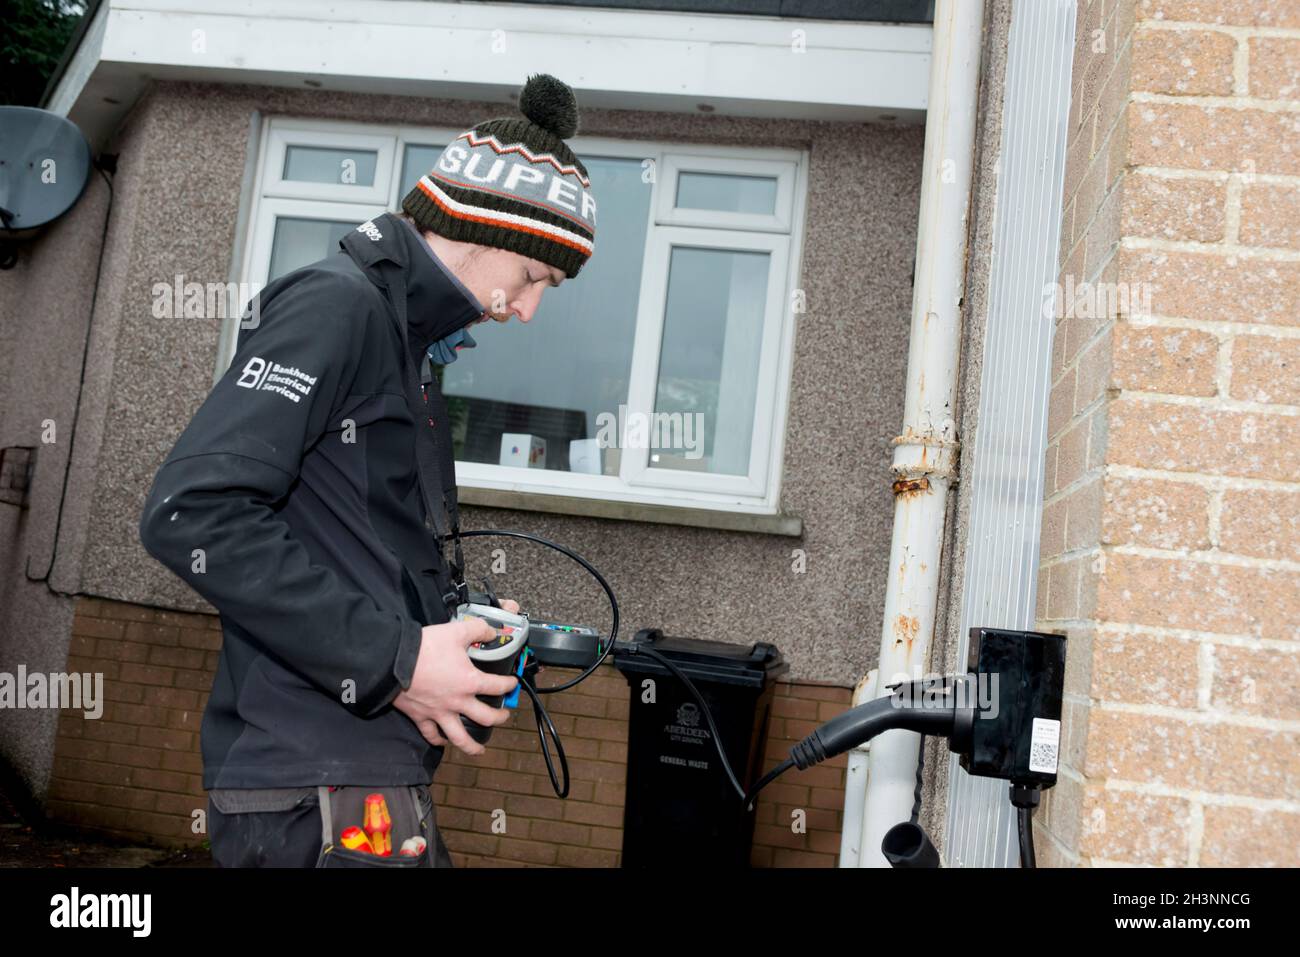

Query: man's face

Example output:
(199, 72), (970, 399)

(456, 245), (566, 325)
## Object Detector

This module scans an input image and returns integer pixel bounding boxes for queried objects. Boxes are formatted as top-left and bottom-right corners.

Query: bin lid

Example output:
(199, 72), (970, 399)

(613, 628), (789, 688)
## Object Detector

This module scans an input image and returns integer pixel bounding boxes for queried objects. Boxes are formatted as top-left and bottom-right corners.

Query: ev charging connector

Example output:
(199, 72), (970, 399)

(949, 627), (1067, 788)
(951, 627), (1067, 868)
(746, 626), (1067, 867)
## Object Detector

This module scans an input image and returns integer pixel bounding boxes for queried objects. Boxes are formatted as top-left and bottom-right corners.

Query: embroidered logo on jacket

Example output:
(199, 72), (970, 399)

(235, 356), (317, 404)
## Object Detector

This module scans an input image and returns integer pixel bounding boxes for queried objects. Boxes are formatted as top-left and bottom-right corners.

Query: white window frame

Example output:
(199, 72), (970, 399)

(243, 197), (383, 290)
(620, 227), (791, 499)
(225, 117), (809, 516)
(655, 152), (796, 233)
(262, 119), (397, 205)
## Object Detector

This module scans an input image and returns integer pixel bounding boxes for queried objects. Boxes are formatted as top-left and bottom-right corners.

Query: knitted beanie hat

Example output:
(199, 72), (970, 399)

(401, 74), (595, 279)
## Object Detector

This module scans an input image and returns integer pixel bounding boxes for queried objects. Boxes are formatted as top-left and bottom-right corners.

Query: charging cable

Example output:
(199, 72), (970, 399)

(744, 681), (962, 811)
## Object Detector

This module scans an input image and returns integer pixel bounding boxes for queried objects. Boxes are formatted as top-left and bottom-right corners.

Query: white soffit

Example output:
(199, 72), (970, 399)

(51, 0), (931, 145)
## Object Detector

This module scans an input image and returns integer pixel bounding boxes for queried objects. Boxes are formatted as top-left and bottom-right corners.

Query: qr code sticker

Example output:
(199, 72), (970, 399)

(1029, 718), (1060, 774)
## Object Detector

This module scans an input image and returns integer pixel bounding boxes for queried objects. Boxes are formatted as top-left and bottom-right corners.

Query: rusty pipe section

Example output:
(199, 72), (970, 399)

(846, 0), (984, 867)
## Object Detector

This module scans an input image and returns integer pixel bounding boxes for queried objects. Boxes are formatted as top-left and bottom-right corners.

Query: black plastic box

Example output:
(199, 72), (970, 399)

(958, 627), (1067, 787)
(613, 629), (788, 868)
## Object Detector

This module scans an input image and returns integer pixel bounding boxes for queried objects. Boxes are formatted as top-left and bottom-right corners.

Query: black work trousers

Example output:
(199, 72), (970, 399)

(207, 784), (453, 868)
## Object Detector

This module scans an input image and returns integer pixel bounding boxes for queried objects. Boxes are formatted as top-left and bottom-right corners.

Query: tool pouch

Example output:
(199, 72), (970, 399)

(314, 785), (439, 868)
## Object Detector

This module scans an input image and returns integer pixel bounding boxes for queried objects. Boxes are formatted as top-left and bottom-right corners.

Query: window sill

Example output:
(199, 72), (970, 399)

(457, 486), (803, 537)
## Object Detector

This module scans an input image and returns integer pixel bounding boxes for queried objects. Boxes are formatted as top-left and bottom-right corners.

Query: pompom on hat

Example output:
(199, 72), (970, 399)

(401, 74), (595, 278)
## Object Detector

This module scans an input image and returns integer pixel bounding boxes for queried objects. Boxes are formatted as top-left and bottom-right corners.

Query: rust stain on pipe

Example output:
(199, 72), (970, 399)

(894, 613), (920, 651)
(892, 476), (931, 497)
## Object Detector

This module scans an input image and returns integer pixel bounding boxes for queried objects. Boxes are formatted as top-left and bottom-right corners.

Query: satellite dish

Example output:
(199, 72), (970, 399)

(0, 106), (93, 243)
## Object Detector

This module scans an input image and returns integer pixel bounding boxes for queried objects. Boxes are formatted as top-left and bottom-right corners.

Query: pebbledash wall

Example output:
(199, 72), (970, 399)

(1033, 0), (1300, 867)
(0, 78), (915, 865)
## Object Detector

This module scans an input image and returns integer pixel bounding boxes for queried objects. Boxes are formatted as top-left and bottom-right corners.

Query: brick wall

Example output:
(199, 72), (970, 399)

(1039, 0), (1299, 867)
(48, 599), (216, 844)
(435, 673), (850, 867)
(48, 596), (850, 866)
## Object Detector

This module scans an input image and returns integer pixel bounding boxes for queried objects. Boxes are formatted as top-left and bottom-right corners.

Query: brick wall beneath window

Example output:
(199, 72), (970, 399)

(47, 596), (851, 866)
(1038, 0), (1300, 867)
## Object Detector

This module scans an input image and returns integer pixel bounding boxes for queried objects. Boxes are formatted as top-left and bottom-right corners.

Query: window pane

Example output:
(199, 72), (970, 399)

(283, 146), (377, 186)
(267, 217), (355, 281)
(401, 144), (444, 195)
(442, 156), (651, 474)
(675, 172), (777, 215)
(653, 247), (770, 477)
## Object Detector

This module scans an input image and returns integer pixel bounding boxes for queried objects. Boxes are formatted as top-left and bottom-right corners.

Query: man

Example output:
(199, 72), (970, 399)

(138, 74), (595, 867)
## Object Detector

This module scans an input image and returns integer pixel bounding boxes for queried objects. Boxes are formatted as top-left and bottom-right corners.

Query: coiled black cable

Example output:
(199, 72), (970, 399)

(515, 674), (569, 798)
(452, 529), (619, 797)
(452, 532), (756, 806)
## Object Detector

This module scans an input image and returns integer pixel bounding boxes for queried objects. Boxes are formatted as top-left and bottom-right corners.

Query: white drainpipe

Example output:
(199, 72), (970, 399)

(837, 670), (877, 868)
(848, 0), (985, 868)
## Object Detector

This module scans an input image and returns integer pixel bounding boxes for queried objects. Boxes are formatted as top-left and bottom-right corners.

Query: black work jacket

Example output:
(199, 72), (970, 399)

(139, 211), (481, 787)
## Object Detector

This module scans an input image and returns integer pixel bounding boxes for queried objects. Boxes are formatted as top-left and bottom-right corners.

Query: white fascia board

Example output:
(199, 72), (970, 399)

(47, 0), (109, 119)
(53, 0), (930, 145)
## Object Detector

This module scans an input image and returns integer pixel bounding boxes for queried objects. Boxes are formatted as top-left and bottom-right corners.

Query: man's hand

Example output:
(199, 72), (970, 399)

(391, 598), (522, 756)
